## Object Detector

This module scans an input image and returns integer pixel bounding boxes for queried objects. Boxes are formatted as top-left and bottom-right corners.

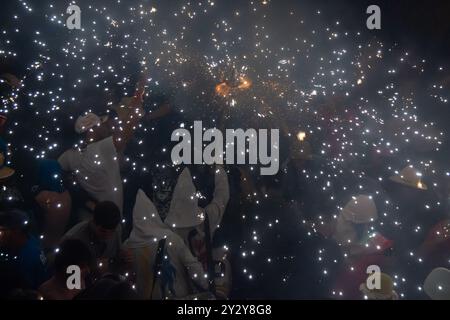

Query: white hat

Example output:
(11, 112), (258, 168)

(424, 267), (450, 300)
(164, 168), (205, 229)
(341, 195), (378, 224)
(74, 113), (108, 134)
(125, 189), (172, 249)
(389, 166), (427, 190)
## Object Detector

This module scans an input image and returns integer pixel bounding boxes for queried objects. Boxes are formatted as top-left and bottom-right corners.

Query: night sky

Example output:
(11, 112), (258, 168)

(1, 0), (449, 300)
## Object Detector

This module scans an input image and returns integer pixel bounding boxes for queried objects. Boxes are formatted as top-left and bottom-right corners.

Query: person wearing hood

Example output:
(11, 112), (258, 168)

(124, 189), (208, 300)
(163, 164), (230, 293)
(165, 165), (231, 297)
(164, 165), (229, 249)
(32, 160), (72, 251)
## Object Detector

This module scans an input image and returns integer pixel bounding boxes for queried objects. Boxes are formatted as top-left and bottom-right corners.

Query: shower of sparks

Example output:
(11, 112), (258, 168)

(0, 0), (449, 299)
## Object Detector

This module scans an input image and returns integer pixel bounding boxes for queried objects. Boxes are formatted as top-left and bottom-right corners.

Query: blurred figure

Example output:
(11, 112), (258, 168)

(165, 165), (229, 294)
(58, 79), (145, 215)
(332, 195), (381, 256)
(330, 195), (394, 299)
(166, 165), (229, 251)
(0, 210), (48, 290)
(39, 239), (93, 300)
(124, 189), (208, 299)
(62, 201), (129, 276)
(32, 160), (72, 251)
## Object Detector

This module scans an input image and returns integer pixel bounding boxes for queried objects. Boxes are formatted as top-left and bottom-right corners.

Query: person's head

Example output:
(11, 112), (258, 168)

(75, 113), (112, 144)
(54, 239), (93, 282)
(0, 210), (29, 249)
(93, 201), (121, 241)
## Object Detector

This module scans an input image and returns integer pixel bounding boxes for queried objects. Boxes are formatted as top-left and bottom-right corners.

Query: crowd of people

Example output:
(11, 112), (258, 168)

(0, 70), (449, 301)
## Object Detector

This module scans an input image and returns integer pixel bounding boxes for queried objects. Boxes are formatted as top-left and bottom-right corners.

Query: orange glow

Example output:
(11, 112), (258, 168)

(237, 76), (252, 90)
(215, 82), (231, 97)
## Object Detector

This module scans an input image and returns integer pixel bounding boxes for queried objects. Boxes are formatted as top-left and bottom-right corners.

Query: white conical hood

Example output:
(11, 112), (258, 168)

(164, 168), (205, 228)
(125, 189), (172, 248)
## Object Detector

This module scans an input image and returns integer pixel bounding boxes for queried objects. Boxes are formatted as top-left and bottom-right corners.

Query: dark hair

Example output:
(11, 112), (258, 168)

(54, 239), (93, 274)
(93, 201), (121, 230)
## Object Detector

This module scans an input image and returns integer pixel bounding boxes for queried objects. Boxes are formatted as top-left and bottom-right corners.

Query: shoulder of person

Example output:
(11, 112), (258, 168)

(59, 147), (79, 157)
(96, 136), (115, 147)
(63, 220), (90, 239)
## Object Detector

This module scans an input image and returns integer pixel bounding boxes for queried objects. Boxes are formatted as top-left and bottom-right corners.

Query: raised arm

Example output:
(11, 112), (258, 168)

(112, 76), (146, 153)
(204, 165), (230, 235)
(146, 102), (171, 121)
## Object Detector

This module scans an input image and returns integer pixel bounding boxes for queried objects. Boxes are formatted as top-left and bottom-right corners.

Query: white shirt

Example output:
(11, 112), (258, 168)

(58, 136), (123, 214)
